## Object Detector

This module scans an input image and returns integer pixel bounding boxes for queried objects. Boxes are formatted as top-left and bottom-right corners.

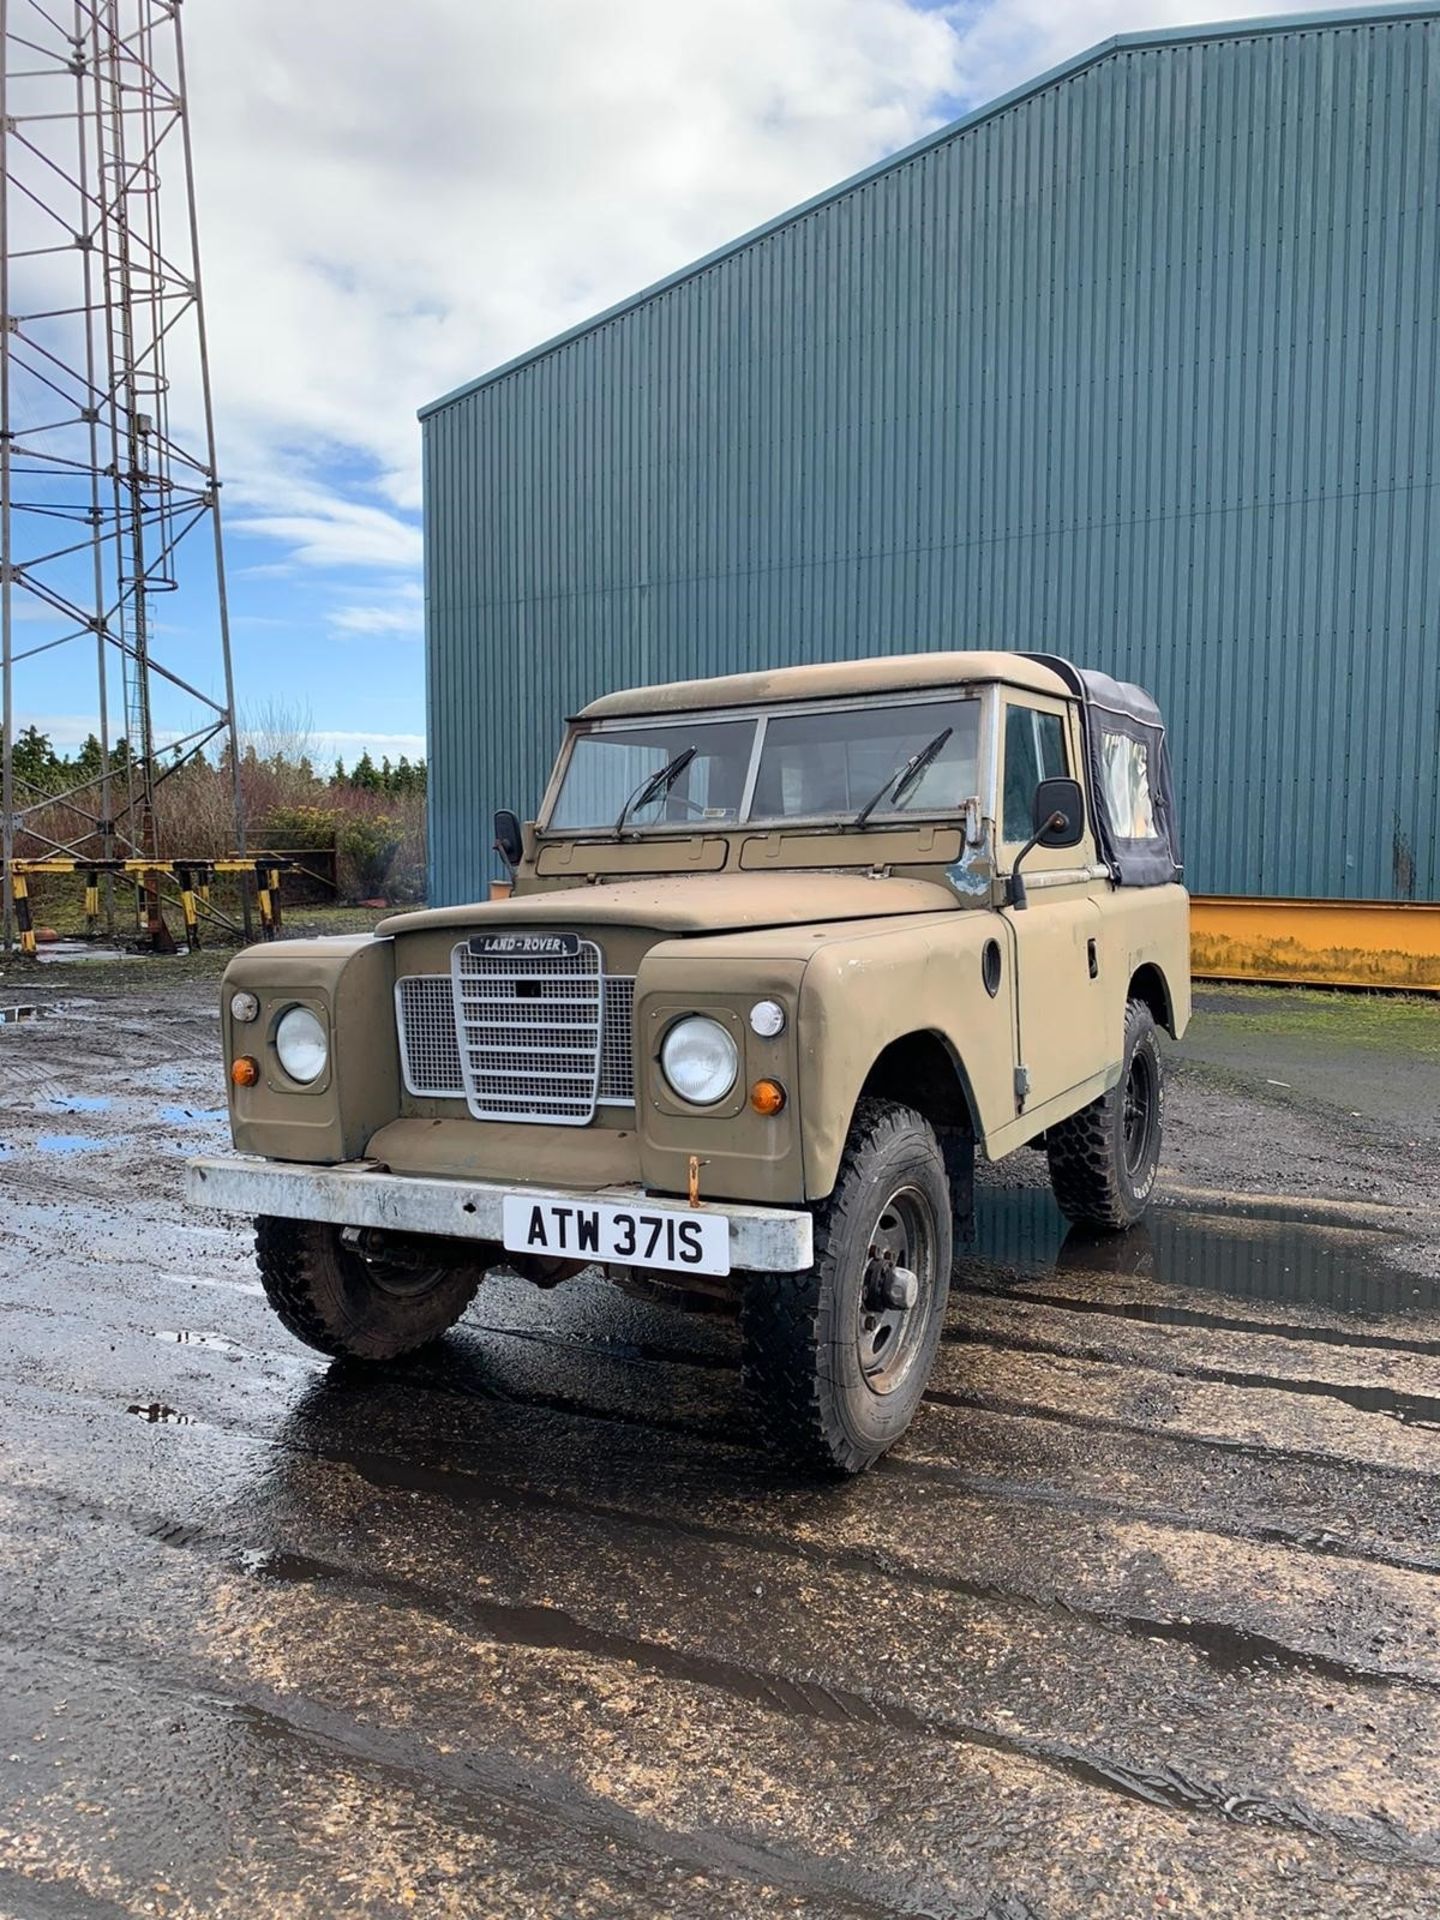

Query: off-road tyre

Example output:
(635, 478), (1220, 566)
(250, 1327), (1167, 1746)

(740, 1099), (952, 1476)
(254, 1216), (482, 1362)
(1046, 999), (1164, 1230)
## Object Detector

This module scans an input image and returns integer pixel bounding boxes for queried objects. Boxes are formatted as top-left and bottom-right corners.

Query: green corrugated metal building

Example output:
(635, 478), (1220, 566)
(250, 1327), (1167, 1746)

(420, 3), (1440, 911)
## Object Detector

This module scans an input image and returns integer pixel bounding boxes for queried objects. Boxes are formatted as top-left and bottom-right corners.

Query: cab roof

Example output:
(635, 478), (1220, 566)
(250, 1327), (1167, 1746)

(577, 650), (1072, 720)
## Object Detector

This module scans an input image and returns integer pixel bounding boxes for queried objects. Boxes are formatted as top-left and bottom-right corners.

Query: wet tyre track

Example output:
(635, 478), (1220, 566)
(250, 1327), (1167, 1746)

(5, 1486), (1438, 1917)
(9, 1402), (1440, 1855)
(2, 973), (1440, 1915)
(8, 1333), (1440, 1690)
(0, 1639), (893, 1920)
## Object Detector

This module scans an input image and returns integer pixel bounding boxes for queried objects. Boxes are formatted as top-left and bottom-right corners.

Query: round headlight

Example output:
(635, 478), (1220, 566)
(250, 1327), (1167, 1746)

(230, 990), (259, 1024)
(660, 1015), (738, 1106)
(274, 1005), (328, 1084)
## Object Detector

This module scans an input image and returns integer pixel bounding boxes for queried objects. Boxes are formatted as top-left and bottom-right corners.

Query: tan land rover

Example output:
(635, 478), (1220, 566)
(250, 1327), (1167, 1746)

(187, 651), (1189, 1474)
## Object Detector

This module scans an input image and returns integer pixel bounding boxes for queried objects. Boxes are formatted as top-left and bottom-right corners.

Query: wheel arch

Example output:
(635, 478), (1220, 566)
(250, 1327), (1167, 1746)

(857, 1028), (979, 1139)
(1127, 960), (1177, 1037)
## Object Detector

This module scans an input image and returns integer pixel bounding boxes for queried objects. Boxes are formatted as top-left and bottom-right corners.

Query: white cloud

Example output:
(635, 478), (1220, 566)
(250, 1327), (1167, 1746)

(310, 730), (427, 768)
(227, 470), (422, 571)
(11, 599), (72, 626)
(12, 713), (108, 751)
(940, 0), (1367, 106)
(17, 710), (238, 757)
(184, 0), (970, 532)
(328, 582), (425, 640)
(183, 0), (1370, 560)
(15, 713), (426, 770)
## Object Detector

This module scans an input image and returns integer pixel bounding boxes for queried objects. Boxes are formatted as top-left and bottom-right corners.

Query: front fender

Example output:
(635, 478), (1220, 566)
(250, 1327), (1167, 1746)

(222, 935), (399, 1163)
(798, 915), (1016, 1200)
(634, 949), (810, 1204)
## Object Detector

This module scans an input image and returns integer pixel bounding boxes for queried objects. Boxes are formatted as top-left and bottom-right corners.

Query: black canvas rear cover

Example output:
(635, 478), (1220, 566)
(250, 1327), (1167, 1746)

(1022, 657), (1183, 886)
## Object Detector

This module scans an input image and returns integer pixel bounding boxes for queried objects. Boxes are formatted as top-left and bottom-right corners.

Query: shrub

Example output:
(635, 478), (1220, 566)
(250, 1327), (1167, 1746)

(259, 804), (340, 851)
(337, 812), (402, 899)
(10, 723), (428, 920)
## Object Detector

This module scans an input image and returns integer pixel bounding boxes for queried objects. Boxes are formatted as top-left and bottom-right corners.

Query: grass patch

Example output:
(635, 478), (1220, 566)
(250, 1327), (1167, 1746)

(1193, 983), (1440, 1052)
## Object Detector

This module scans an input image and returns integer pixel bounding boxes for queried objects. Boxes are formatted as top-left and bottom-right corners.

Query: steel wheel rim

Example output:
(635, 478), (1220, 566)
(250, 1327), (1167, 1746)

(1122, 1048), (1157, 1177)
(856, 1183), (935, 1396)
(363, 1257), (449, 1301)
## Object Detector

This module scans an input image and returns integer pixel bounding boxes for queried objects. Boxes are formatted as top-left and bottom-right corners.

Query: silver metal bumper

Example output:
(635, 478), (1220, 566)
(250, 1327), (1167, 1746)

(184, 1154), (814, 1274)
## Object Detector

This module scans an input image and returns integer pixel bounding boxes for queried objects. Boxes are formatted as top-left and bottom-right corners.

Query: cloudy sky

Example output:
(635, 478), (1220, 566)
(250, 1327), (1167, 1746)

(27, 0), (1363, 768)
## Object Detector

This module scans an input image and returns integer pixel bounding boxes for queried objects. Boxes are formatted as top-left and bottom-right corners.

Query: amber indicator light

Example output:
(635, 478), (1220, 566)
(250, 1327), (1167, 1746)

(231, 1056), (260, 1088)
(750, 1078), (786, 1115)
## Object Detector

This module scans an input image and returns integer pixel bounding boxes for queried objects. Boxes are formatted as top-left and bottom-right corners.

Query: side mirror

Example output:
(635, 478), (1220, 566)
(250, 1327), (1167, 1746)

(1032, 777), (1084, 849)
(1008, 777), (1086, 910)
(493, 809), (524, 875)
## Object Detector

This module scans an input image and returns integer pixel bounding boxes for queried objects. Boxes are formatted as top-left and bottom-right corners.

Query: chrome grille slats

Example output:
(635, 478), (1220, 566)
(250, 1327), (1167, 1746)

(395, 975), (464, 1097)
(393, 942), (637, 1121)
(598, 976), (635, 1104)
(453, 940), (601, 1124)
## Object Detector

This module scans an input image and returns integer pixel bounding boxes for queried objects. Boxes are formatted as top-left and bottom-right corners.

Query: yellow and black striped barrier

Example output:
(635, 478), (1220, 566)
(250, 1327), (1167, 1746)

(9, 868), (34, 957)
(5, 857), (296, 956)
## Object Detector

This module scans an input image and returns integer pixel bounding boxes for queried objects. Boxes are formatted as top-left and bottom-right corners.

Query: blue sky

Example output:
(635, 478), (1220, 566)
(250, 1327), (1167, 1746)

(14, 0), (1366, 771)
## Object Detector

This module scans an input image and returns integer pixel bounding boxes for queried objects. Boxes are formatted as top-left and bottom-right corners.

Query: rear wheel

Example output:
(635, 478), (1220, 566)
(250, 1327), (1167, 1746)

(1045, 998), (1164, 1230)
(740, 1099), (951, 1475)
(254, 1217), (484, 1361)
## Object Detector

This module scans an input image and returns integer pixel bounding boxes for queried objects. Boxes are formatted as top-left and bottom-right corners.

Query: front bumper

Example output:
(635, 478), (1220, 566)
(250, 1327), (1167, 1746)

(184, 1154), (814, 1274)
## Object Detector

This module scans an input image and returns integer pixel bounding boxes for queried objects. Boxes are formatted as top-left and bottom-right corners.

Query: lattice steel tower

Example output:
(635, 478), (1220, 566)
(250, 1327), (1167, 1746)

(0, 0), (243, 939)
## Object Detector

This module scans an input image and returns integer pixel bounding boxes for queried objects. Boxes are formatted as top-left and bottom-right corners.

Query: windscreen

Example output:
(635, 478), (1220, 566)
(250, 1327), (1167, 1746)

(548, 719), (755, 830)
(546, 697), (981, 833)
(749, 698), (980, 822)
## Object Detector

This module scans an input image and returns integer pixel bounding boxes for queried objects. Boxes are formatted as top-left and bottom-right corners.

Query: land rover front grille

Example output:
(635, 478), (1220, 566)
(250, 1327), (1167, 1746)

(395, 946), (636, 1122)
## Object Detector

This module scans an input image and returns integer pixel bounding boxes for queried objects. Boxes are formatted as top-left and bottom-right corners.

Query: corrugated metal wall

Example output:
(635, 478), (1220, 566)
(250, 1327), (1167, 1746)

(423, 6), (1440, 908)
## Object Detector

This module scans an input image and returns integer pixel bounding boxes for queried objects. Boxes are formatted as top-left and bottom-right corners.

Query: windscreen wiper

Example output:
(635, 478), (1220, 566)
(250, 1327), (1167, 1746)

(852, 727), (953, 829)
(614, 746), (697, 837)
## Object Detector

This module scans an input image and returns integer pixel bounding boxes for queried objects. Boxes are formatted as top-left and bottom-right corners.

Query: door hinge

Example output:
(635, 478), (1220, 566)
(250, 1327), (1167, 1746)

(1014, 1065), (1030, 1112)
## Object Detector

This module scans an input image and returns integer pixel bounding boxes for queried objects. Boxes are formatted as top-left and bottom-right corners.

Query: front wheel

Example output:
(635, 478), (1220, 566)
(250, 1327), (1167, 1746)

(1045, 998), (1164, 1230)
(254, 1217), (484, 1361)
(740, 1099), (952, 1476)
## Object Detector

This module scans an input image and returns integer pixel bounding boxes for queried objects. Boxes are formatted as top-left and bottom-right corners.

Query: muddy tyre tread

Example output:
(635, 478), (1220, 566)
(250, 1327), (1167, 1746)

(255, 1215), (480, 1362)
(255, 1217), (351, 1357)
(741, 1098), (950, 1477)
(1045, 999), (1162, 1231)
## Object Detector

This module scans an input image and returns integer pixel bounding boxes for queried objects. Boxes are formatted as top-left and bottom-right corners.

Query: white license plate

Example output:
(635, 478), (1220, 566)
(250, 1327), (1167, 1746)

(501, 1194), (731, 1277)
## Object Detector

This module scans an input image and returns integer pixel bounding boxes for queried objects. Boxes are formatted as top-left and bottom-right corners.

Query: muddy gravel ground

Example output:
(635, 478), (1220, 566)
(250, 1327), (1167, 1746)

(1, 963), (1439, 1919)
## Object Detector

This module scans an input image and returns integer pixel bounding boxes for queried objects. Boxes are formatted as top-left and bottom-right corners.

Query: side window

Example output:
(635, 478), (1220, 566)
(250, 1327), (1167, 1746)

(1002, 705), (1068, 843)
(1099, 730), (1157, 840)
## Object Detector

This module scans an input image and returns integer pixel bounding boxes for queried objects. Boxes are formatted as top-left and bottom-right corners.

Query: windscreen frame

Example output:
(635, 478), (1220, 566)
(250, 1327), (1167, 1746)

(536, 687), (989, 838)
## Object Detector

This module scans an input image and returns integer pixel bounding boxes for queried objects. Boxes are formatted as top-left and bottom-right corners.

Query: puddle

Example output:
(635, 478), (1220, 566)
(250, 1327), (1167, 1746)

(970, 1186), (1440, 1320)
(34, 942), (128, 964)
(40, 1093), (112, 1115)
(126, 1401), (189, 1425)
(236, 1545), (344, 1583)
(158, 1104), (226, 1127)
(154, 1329), (245, 1356)
(34, 1133), (113, 1155)
(1114, 1612), (1401, 1689)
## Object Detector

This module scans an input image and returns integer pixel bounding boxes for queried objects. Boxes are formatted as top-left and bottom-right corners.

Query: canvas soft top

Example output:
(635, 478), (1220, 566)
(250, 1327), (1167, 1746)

(1023, 654), (1183, 887)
